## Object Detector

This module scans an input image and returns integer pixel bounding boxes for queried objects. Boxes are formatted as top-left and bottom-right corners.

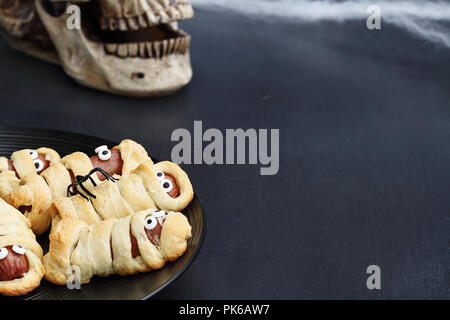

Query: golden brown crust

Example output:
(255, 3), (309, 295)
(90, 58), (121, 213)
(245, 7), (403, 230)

(0, 147), (61, 234)
(10, 150), (36, 178)
(117, 174), (157, 212)
(41, 162), (72, 201)
(43, 217), (87, 285)
(6, 174), (53, 235)
(160, 212), (192, 261)
(90, 180), (134, 220)
(36, 148), (61, 163)
(115, 139), (150, 176)
(61, 152), (99, 190)
(0, 199), (44, 296)
(0, 170), (20, 200)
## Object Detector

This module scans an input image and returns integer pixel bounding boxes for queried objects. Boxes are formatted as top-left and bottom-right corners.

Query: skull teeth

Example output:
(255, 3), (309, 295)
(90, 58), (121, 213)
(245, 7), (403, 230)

(99, 2), (194, 31)
(105, 43), (118, 54)
(103, 37), (190, 59)
(117, 44), (128, 58)
(128, 17), (140, 31)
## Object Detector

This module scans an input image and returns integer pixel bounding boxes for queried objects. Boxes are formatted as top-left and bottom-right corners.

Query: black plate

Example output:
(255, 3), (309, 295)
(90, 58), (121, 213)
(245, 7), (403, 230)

(0, 126), (205, 300)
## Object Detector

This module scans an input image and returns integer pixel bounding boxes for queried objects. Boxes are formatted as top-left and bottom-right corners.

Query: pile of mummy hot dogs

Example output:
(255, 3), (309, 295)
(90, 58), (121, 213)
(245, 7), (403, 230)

(0, 139), (194, 296)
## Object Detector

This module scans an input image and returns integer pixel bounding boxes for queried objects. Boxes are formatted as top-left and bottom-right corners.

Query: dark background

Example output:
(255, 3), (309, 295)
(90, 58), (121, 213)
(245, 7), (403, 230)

(1, 8), (450, 299)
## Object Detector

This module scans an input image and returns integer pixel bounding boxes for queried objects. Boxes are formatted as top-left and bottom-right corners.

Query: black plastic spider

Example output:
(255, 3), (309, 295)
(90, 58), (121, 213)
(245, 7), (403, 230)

(67, 167), (119, 201)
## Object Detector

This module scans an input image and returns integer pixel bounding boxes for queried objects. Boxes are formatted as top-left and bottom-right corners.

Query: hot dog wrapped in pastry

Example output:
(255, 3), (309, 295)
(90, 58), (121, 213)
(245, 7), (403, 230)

(0, 148), (60, 201)
(0, 199), (44, 296)
(53, 160), (194, 225)
(135, 160), (194, 212)
(43, 209), (191, 285)
(0, 140), (150, 234)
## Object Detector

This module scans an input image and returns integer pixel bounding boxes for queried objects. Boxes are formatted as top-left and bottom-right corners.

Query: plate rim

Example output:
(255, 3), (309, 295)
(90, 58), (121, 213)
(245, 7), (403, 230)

(0, 125), (207, 300)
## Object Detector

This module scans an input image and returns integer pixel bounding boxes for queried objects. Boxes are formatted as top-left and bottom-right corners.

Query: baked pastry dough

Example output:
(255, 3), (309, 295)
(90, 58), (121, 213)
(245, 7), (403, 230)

(0, 140), (150, 234)
(0, 199), (44, 296)
(43, 209), (191, 285)
(135, 160), (194, 212)
(6, 174), (53, 235)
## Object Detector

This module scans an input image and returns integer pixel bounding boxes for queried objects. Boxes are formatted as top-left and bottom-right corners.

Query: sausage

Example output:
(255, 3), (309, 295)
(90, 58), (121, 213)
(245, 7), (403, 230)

(163, 174), (180, 198)
(90, 149), (123, 181)
(7, 160), (15, 172)
(130, 219), (164, 258)
(0, 246), (29, 281)
(130, 226), (140, 258)
(34, 154), (50, 175)
(110, 239), (114, 260)
(7, 152), (50, 176)
(145, 220), (163, 246)
(7, 160), (18, 178)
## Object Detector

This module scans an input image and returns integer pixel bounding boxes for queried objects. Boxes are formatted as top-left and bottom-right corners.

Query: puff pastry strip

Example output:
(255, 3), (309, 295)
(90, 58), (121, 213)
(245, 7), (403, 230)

(0, 199), (44, 296)
(43, 209), (191, 285)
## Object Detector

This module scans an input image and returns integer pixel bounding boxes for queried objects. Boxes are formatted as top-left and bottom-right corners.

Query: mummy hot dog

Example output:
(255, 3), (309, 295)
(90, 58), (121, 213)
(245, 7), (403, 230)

(89, 145), (187, 204)
(0, 199), (44, 296)
(135, 160), (193, 212)
(53, 160), (194, 225)
(43, 209), (191, 285)
(0, 140), (151, 234)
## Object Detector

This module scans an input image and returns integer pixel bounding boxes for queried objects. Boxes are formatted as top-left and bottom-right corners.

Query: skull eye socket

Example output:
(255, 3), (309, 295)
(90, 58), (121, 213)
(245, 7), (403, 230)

(95, 145), (112, 161)
(29, 150), (38, 160)
(42, 0), (67, 17)
(12, 245), (26, 255)
(161, 179), (173, 193)
(34, 159), (44, 172)
(144, 216), (158, 230)
(156, 171), (165, 182)
(1, 0), (17, 10)
(0, 248), (8, 260)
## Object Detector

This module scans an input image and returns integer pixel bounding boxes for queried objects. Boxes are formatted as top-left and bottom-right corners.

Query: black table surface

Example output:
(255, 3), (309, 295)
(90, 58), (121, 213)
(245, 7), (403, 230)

(1, 8), (450, 300)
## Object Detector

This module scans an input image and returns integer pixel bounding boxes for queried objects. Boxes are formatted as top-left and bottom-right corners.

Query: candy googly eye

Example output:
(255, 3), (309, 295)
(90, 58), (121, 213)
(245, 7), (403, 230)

(152, 210), (166, 218)
(161, 179), (173, 193)
(156, 171), (165, 182)
(12, 245), (26, 255)
(95, 145), (108, 154)
(29, 150), (38, 160)
(99, 150), (111, 161)
(95, 145), (112, 161)
(0, 248), (8, 260)
(144, 216), (158, 230)
(94, 145), (111, 160)
(34, 159), (44, 172)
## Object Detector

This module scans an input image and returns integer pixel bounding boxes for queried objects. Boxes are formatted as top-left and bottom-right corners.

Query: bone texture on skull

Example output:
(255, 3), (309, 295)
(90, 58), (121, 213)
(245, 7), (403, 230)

(0, 0), (195, 97)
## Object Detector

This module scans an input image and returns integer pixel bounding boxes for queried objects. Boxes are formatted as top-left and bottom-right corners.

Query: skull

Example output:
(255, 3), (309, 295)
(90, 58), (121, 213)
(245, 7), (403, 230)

(0, 0), (58, 63)
(0, 0), (194, 97)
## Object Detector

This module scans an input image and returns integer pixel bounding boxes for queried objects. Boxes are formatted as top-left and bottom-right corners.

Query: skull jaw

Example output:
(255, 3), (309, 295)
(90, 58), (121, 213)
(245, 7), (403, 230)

(70, 51), (193, 97)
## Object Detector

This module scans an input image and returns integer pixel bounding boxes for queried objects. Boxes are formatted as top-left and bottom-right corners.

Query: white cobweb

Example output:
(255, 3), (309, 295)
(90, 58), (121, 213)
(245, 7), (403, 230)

(191, 0), (450, 48)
